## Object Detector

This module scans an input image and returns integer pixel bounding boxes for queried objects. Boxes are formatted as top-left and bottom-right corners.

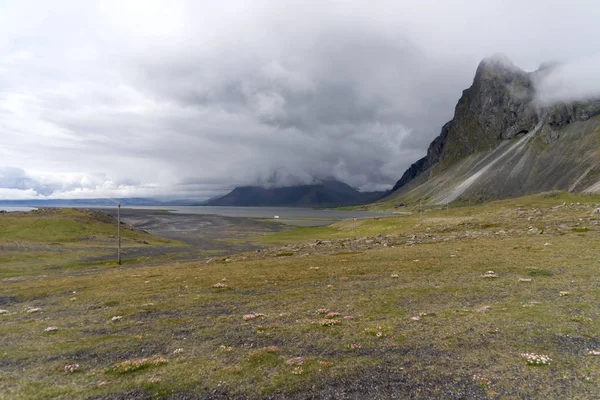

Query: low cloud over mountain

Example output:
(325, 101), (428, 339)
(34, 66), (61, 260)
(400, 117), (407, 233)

(1, 1), (599, 199)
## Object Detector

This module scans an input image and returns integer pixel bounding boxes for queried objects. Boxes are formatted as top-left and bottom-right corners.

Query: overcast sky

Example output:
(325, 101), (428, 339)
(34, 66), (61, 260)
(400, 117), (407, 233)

(1, 0), (599, 200)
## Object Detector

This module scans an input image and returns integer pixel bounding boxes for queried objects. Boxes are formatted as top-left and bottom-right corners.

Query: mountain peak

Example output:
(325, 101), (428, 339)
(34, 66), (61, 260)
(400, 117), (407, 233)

(388, 56), (600, 205)
(474, 53), (526, 83)
(481, 53), (515, 68)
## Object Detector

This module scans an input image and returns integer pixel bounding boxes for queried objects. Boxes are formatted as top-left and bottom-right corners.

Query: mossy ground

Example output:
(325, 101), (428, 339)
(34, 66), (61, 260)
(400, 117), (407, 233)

(0, 208), (181, 278)
(1, 195), (600, 399)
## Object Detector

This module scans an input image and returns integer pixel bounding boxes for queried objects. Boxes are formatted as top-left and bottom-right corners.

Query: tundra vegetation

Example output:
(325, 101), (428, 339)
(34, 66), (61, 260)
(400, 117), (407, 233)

(1, 193), (600, 399)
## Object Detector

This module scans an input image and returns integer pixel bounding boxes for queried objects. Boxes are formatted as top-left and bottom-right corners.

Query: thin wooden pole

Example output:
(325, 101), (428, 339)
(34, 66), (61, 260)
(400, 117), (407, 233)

(117, 202), (121, 265)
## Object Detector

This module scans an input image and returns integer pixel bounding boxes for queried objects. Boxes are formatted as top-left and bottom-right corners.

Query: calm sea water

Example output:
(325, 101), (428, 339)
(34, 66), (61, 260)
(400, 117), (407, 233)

(0, 206), (37, 212)
(125, 206), (396, 226)
(0, 205), (395, 226)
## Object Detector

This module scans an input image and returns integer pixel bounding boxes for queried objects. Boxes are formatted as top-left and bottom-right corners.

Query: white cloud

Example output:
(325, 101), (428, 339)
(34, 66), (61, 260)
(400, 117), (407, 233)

(0, 0), (599, 199)
(534, 55), (600, 106)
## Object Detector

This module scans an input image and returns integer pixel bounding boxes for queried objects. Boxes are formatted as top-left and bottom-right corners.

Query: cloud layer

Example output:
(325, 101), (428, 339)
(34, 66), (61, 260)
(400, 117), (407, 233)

(1, 0), (599, 199)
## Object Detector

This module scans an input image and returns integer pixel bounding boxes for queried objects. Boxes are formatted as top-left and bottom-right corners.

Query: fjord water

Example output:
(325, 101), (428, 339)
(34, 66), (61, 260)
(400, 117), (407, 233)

(0, 207), (37, 212)
(123, 206), (395, 226)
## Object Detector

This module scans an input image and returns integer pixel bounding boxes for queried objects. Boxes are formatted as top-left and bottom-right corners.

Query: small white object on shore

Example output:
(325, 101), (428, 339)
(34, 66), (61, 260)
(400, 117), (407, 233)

(274, 215), (280, 219)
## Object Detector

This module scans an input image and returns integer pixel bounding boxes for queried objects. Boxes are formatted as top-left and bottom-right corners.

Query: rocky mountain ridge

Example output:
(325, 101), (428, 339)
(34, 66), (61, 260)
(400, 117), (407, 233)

(388, 54), (600, 204)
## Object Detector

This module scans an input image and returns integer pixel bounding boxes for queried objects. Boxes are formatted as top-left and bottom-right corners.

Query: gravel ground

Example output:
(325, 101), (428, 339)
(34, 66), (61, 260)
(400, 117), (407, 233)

(97, 209), (290, 262)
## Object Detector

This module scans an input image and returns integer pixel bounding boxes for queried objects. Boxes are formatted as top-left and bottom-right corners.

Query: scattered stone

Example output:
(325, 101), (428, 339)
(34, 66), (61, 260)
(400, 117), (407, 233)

(44, 326), (58, 332)
(111, 315), (123, 322)
(243, 313), (265, 320)
(64, 363), (80, 373)
(411, 316), (421, 321)
(519, 278), (532, 282)
(559, 291), (570, 297)
(476, 306), (491, 313)
(481, 271), (498, 278)
(26, 307), (41, 313)
(0, 309), (9, 315)
(390, 274), (399, 278)
(173, 348), (184, 354)
(286, 357), (304, 366)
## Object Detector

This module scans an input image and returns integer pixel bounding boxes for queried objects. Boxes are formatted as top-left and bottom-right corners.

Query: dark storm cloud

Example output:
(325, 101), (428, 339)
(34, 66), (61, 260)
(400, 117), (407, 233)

(0, 0), (599, 199)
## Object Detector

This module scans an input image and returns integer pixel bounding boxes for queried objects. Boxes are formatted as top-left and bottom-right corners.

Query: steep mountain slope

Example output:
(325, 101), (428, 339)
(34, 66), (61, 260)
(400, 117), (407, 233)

(387, 55), (600, 205)
(205, 180), (385, 207)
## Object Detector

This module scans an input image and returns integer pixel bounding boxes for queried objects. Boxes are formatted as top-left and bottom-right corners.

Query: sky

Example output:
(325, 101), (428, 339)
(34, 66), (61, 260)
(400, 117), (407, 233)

(1, 0), (599, 200)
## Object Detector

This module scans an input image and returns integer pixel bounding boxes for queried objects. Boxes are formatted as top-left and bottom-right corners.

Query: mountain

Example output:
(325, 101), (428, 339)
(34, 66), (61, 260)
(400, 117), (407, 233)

(385, 54), (600, 205)
(205, 180), (385, 207)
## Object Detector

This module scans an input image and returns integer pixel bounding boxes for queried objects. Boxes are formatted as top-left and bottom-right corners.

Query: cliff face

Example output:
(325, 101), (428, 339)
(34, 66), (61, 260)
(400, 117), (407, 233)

(388, 55), (600, 204)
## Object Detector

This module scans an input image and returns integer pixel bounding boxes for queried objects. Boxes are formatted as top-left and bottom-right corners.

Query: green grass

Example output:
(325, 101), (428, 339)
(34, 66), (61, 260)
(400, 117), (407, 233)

(0, 208), (172, 244)
(370, 190), (600, 211)
(0, 209), (182, 279)
(1, 198), (600, 398)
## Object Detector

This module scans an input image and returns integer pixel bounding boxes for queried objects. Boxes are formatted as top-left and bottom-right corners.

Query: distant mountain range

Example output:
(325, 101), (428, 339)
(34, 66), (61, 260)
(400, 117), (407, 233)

(0, 181), (385, 209)
(204, 180), (386, 207)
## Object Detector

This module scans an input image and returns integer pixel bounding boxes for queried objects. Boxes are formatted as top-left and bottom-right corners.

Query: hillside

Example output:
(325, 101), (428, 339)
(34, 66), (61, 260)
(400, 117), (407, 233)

(205, 179), (385, 207)
(385, 55), (600, 206)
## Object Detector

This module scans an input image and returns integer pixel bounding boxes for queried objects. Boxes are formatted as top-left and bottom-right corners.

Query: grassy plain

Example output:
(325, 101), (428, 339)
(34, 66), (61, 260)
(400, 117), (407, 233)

(2, 194), (600, 399)
(0, 208), (179, 278)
